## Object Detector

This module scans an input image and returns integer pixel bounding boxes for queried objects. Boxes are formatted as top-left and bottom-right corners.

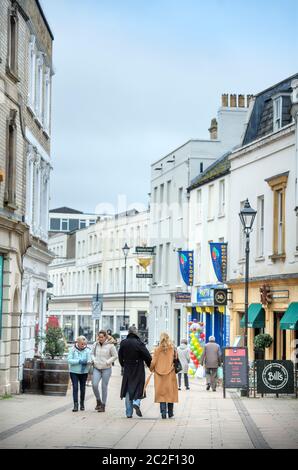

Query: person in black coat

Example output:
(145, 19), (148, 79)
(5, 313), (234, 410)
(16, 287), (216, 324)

(118, 325), (152, 418)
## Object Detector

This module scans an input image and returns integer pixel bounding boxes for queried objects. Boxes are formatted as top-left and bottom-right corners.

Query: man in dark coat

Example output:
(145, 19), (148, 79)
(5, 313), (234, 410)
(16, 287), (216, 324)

(118, 325), (152, 418)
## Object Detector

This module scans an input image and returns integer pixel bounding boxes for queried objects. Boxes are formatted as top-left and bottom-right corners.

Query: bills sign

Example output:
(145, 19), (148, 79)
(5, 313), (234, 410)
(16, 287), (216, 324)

(209, 243), (227, 283)
(178, 251), (194, 286)
(256, 360), (295, 394)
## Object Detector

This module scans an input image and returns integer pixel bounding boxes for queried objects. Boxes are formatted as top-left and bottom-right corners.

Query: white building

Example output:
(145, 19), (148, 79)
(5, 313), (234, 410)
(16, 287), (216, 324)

(148, 94), (250, 349)
(48, 210), (150, 344)
(188, 151), (232, 348)
(227, 74), (298, 361)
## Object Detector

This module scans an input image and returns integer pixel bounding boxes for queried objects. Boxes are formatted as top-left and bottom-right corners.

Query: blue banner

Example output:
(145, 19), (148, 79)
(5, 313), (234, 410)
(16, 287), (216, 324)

(209, 243), (227, 283)
(178, 251), (194, 286)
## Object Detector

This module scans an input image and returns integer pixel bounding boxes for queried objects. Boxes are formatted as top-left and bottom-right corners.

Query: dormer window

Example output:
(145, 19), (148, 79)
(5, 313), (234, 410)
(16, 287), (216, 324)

(273, 96), (282, 132)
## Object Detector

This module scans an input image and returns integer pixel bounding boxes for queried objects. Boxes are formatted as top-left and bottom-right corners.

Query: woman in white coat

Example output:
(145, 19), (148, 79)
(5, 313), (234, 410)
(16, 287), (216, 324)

(177, 339), (190, 390)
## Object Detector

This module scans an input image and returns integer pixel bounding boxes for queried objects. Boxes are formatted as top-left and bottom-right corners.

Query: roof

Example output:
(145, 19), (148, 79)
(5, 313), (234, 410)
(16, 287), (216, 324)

(49, 207), (83, 214)
(35, 0), (54, 40)
(242, 73), (298, 146)
(188, 151), (231, 191)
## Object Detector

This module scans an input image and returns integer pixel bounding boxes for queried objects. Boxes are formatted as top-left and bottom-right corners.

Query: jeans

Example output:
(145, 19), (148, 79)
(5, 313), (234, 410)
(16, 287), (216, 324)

(160, 402), (174, 416)
(206, 368), (218, 390)
(70, 372), (88, 404)
(92, 367), (112, 405)
(125, 392), (141, 417)
(178, 373), (189, 389)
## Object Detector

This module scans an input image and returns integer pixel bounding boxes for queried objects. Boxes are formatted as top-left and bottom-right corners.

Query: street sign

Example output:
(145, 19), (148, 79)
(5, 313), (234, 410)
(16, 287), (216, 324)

(256, 360), (295, 395)
(136, 274), (153, 278)
(214, 288), (228, 306)
(135, 246), (155, 254)
(92, 294), (103, 320)
(175, 292), (191, 303)
(223, 347), (249, 398)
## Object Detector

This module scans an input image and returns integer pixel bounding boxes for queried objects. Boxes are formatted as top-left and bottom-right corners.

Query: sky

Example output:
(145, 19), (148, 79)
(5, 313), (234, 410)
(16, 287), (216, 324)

(41, 0), (298, 214)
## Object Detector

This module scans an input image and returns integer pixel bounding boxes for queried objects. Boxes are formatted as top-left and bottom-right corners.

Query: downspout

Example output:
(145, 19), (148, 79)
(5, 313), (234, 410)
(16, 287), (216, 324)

(291, 79), (298, 248)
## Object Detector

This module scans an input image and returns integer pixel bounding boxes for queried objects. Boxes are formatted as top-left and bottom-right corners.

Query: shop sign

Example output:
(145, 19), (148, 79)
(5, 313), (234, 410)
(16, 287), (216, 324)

(136, 274), (153, 278)
(256, 360), (294, 394)
(135, 246), (155, 254)
(214, 288), (228, 306)
(175, 292), (191, 303)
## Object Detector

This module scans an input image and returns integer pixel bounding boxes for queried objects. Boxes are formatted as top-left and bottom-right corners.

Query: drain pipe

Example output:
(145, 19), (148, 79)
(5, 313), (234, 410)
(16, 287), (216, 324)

(291, 79), (298, 249)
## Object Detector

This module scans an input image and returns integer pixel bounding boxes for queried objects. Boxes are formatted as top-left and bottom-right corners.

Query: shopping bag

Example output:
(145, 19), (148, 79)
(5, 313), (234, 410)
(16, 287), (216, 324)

(217, 366), (223, 380)
(195, 365), (205, 379)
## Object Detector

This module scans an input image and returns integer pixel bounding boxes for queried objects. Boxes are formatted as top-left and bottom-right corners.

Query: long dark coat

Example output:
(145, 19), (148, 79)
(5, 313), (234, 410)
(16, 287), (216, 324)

(118, 333), (152, 400)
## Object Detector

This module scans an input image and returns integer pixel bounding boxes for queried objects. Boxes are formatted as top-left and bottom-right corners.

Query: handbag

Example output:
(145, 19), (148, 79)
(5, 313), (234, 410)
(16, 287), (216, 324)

(173, 355), (182, 374)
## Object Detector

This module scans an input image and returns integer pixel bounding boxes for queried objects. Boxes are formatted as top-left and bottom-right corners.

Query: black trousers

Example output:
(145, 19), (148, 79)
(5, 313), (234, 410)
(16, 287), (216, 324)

(160, 403), (174, 415)
(178, 373), (189, 388)
(70, 372), (88, 404)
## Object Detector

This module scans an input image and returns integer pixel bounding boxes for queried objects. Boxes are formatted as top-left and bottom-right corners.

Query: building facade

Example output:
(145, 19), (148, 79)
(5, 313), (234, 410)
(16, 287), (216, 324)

(48, 210), (150, 344)
(187, 152), (231, 348)
(0, 0), (53, 394)
(228, 74), (298, 362)
(148, 95), (250, 349)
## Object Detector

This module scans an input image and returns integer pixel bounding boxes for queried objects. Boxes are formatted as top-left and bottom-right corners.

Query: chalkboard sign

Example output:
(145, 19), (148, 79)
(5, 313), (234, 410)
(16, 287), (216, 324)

(223, 347), (248, 398)
(256, 360), (295, 395)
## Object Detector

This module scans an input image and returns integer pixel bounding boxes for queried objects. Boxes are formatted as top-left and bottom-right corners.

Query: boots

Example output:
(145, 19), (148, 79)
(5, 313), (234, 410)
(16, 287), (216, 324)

(95, 399), (102, 411)
(72, 402), (79, 412)
(80, 402), (85, 411)
(98, 404), (105, 412)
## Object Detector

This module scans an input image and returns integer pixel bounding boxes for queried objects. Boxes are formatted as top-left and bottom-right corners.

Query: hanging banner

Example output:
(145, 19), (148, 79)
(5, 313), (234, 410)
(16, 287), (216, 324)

(209, 243), (228, 283)
(178, 251), (194, 286)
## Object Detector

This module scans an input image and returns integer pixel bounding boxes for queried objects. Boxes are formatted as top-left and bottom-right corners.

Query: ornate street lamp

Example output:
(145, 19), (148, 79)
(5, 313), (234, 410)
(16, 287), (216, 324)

(239, 199), (257, 397)
(122, 243), (130, 329)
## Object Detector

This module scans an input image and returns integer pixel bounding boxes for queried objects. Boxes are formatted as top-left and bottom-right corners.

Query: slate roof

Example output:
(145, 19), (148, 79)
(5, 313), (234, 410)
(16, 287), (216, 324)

(49, 207), (83, 214)
(242, 73), (298, 146)
(188, 151), (231, 191)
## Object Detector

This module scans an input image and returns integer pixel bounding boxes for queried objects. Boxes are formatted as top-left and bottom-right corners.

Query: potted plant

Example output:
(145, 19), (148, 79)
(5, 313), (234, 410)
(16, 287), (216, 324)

(42, 321), (69, 396)
(254, 333), (273, 360)
(22, 324), (44, 394)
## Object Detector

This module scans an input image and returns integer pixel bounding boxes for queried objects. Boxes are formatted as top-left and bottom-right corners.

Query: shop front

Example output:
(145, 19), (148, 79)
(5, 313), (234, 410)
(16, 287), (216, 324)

(229, 278), (298, 362)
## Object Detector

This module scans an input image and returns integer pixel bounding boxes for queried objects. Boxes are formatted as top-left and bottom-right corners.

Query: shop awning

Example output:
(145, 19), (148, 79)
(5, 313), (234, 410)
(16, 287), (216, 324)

(240, 303), (265, 328)
(280, 303), (298, 330)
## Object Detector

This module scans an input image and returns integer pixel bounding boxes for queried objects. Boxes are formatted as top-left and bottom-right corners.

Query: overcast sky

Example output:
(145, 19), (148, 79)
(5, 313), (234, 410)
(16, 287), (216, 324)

(42, 0), (297, 214)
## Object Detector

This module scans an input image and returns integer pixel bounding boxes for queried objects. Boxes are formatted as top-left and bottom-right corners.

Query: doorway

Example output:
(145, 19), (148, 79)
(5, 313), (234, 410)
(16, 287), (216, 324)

(175, 309), (181, 347)
(273, 312), (286, 360)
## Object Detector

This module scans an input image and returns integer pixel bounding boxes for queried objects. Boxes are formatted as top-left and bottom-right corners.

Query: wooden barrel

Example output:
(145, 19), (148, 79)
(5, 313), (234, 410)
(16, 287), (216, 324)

(22, 358), (43, 394)
(42, 359), (69, 396)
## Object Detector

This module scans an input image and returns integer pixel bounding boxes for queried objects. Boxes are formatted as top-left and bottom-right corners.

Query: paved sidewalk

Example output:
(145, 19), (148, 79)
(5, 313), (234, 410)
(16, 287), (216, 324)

(0, 365), (297, 449)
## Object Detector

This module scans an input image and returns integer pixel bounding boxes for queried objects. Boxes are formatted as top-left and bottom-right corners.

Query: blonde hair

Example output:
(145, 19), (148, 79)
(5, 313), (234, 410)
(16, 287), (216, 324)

(76, 335), (87, 344)
(159, 332), (173, 352)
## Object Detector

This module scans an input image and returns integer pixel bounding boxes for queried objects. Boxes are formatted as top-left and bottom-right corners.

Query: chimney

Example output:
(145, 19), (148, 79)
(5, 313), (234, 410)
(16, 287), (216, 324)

(238, 94), (245, 107)
(221, 94), (228, 107)
(247, 94), (254, 107)
(230, 94), (237, 107)
(208, 118), (218, 140)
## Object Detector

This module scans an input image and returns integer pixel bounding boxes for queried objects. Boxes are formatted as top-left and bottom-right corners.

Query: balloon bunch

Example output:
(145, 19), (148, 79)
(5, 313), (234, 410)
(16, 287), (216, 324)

(188, 319), (205, 376)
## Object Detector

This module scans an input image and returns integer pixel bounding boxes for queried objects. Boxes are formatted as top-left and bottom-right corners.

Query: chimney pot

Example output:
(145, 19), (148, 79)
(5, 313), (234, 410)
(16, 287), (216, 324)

(230, 94), (237, 107)
(221, 94), (228, 107)
(238, 94), (245, 107)
(208, 118), (218, 140)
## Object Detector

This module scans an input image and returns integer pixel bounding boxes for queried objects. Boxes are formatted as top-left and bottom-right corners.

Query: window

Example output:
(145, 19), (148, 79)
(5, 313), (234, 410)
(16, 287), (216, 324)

(35, 53), (43, 121)
(196, 189), (202, 223)
(219, 180), (225, 216)
(159, 184), (164, 219)
(166, 181), (171, 217)
(89, 219), (96, 225)
(109, 269), (113, 291)
(43, 67), (51, 133)
(5, 110), (17, 207)
(28, 36), (36, 108)
(7, 8), (18, 77)
(178, 188), (183, 218)
(115, 268), (120, 291)
(239, 201), (245, 259)
(50, 218), (60, 231)
(61, 219), (68, 231)
(165, 243), (170, 285)
(129, 266), (133, 290)
(153, 187), (158, 220)
(208, 184), (214, 219)
(196, 243), (201, 283)
(257, 196), (264, 257)
(159, 244), (163, 284)
(69, 219), (79, 232)
(79, 220), (86, 229)
(266, 173), (288, 259)
(273, 96), (282, 132)
(200, 162), (204, 173)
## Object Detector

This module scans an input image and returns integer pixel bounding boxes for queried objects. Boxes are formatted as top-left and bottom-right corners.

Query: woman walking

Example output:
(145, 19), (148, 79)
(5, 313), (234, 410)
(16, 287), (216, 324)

(150, 332), (178, 419)
(177, 339), (190, 390)
(67, 336), (91, 412)
(91, 330), (118, 412)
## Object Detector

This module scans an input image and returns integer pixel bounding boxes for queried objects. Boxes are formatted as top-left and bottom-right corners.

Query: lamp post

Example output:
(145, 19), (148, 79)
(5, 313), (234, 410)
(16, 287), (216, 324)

(122, 243), (130, 330)
(239, 199), (257, 396)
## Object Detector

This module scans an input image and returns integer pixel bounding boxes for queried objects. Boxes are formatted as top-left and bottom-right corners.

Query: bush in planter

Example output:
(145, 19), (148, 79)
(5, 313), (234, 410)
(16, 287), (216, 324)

(254, 333), (273, 351)
(42, 326), (69, 396)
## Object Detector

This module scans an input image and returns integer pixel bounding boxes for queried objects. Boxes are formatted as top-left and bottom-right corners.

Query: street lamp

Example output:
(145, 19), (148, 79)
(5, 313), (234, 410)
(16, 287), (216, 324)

(122, 243), (130, 330)
(239, 199), (257, 397)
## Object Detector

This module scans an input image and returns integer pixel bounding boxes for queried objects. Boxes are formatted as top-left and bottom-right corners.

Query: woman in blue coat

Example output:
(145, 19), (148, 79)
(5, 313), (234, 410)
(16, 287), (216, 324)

(68, 335), (91, 412)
